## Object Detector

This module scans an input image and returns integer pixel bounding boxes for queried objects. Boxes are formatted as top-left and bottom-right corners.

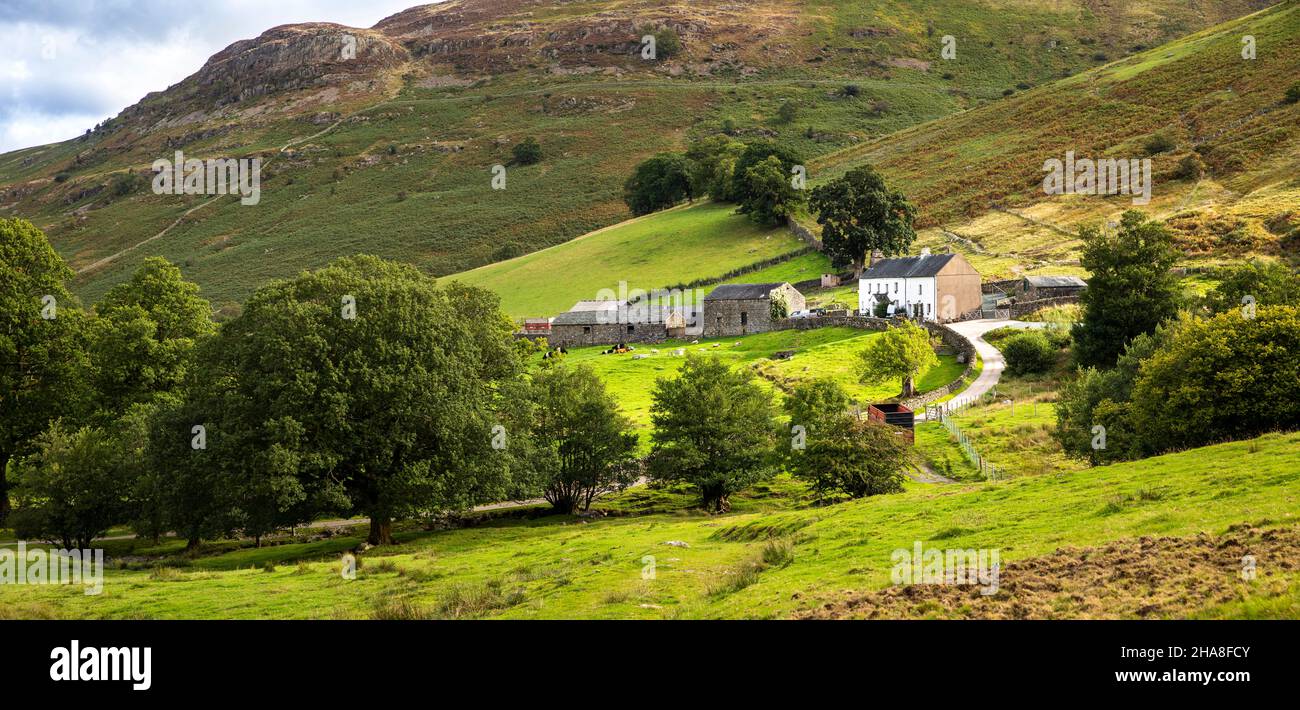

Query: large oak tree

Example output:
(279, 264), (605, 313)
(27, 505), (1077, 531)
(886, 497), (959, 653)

(200, 255), (524, 545)
(810, 165), (917, 278)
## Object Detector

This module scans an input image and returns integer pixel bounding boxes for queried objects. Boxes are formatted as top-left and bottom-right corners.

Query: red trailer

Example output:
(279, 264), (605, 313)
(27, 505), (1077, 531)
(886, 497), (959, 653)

(867, 403), (915, 444)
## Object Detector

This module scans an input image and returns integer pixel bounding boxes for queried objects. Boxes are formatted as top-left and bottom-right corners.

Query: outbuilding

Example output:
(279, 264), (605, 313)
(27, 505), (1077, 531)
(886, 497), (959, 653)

(702, 282), (806, 337)
(1021, 275), (1087, 300)
(548, 300), (668, 348)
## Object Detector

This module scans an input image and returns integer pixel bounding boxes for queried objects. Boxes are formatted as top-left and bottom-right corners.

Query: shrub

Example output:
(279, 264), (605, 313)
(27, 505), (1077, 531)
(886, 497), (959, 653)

(1285, 83), (1300, 105)
(1144, 132), (1176, 155)
(109, 171), (140, 197)
(511, 137), (542, 165)
(840, 84), (861, 97)
(776, 101), (798, 123)
(1002, 331), (1056, 375)
(1175, 154), (1205, 180)
(640, 26), (682, 59)
(787, 416), (912, 499)
(1042, 324), (1073, 349)
(1132, 307), (1300, 454)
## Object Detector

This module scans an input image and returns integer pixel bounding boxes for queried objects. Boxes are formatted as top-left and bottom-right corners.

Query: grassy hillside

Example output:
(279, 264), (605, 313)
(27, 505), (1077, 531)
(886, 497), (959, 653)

(0, 0), (1275, 310)
(5, 431), (1296, 619)
(808, 2), (1300, 278)
(451, 202), (802, 318)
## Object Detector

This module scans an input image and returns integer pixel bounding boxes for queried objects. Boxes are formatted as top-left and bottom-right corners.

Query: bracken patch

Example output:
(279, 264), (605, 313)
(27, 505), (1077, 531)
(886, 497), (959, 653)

(795, 525), (1300, 619)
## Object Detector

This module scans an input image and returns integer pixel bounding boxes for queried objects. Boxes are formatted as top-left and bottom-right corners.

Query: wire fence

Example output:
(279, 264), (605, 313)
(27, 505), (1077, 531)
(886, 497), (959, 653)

(925, 394), (1009, 481)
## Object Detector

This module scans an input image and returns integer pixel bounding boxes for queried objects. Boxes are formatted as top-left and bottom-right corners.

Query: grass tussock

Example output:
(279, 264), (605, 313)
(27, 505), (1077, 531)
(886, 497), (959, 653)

(371, 596), (436, 620)
(709, 538), (797, 598)
(434, 580), (527, 619)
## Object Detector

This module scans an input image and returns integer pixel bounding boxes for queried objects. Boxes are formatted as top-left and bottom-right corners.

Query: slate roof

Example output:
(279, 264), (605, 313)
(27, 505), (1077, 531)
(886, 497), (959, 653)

(552, 300), (621, 325)
(703, 283), (787, 301)
(1024, 275), (1087, 288)
(858, 254), (957, 280)
(552, 300), (685, 326)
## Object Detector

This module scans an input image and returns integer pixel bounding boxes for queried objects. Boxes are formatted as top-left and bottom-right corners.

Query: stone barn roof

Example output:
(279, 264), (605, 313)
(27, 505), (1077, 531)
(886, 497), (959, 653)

(552, 300), (620, 325)
(704, 283), (789, 301)
(1024, 275), (1087, 288)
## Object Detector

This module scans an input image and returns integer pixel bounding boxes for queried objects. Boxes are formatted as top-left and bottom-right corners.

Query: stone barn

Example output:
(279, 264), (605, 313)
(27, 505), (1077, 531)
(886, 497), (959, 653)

(703, 282), (806, 338)
(547, 300), (668, 348)
(1021, 275), (1087, 300)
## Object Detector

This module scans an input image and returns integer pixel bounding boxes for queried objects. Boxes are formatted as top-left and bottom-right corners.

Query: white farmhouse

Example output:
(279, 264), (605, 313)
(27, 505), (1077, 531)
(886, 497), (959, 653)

(858, 250), (982, 322)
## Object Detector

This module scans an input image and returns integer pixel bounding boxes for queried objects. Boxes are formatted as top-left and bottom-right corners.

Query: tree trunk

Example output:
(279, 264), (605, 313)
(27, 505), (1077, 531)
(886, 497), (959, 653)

(185, 537), (202, 553)
(0, 450), (10, 525)
(702, 488), (732, 514)
(368, 517), (395, 546)
(902, 375), (917, 398)
(853, 257), (865, 280)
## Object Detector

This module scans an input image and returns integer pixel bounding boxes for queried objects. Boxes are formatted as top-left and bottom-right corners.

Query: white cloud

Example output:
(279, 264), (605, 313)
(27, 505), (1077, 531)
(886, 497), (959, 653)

(0, 1), (429, 153)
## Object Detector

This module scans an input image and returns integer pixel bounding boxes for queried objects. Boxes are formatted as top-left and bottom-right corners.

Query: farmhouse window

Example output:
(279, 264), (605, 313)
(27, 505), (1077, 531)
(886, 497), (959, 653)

(740, 312), (748, 326)
(893, 282), (898, 293)
(583, 326), (591, 334)
(627, 324), (635, 333)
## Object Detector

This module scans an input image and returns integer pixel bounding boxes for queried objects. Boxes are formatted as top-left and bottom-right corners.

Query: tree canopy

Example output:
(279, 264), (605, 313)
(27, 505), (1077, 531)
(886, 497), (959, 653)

(196, 255), (525, 545)
(518, 365), (640, 514)
(623, 153), (693, 216)
(89, 256), (214, 421)
(736, 155), (804, 226)
(647, 355), (779, 512)
(809, 165), (917, 277)
(0, 218), (90, 522)
(858, 321), (938, 397)
(1070, 210), (1182, 368)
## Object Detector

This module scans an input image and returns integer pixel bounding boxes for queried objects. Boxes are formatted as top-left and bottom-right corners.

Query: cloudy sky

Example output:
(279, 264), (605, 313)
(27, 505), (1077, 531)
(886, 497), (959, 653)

(0, 0), (432, 154)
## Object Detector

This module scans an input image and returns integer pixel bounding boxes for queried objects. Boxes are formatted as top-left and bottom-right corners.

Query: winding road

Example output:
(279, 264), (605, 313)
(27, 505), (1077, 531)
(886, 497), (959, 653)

(927, 318), (1048, 414)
